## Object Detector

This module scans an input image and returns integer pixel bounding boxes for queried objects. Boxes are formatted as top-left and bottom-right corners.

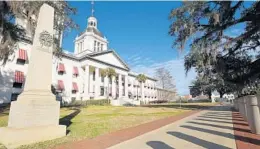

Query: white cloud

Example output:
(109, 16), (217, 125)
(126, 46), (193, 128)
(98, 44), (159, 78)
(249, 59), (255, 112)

(131, 59), (197, 95)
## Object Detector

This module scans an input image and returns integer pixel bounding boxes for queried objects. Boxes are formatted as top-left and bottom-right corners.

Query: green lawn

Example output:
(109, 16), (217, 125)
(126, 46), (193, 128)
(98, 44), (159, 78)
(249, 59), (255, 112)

(0, 103), (216, 149)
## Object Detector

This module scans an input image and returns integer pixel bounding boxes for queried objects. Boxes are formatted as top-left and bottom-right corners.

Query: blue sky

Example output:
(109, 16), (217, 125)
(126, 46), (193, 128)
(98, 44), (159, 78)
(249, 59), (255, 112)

(62, 1), (197, 95)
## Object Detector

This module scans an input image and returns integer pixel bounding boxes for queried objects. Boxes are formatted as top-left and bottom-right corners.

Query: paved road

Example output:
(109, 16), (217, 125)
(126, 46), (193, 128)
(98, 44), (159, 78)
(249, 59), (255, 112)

(108, 105), (236, 149)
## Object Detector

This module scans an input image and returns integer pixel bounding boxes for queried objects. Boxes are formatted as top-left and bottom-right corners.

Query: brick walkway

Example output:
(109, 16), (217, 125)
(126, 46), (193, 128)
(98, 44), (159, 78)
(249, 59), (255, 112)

(232, 110), (260, 149)
(109, 105), (237, 149)
(55, 110), (199, 149)
(55, 105), (260, 149)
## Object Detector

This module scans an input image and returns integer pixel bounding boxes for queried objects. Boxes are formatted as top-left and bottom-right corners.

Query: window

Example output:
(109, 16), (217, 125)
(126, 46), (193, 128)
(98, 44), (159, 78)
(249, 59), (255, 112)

(11, 93), (19, 101)
(97, 42), (100, 52)
(93, 71), (95, 81)
(17, 49), (27, 65)
(57, 63), (65, 74)
(101, 44), (103, 51)
(100, 86), (104, 96)
(101, 76), (104, 82)
(16, 59), (26, 65)
(13, 82), (23, 88)
(73, 66), (79, 77)
(109, 78), (112, 84)
(72, 90), (77, 94)
(94, 41), (97, 52)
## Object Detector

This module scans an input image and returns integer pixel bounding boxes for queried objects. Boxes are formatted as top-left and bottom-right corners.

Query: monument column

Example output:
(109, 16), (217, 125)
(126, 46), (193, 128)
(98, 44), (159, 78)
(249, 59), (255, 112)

(0, 4), (66, 148)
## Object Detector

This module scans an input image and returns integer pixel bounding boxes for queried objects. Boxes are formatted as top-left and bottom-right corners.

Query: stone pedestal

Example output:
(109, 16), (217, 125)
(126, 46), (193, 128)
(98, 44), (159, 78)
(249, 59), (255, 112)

(257, 95), (260, 115)
(246, 95), (260, 134)
(0, 125), (65, 149)
(238, 97), (244, 118)
(243, 96), (248, 121)
(235, 99), (239, 111)
(0, 4), (66, 148)
(233, 99), (238, 111)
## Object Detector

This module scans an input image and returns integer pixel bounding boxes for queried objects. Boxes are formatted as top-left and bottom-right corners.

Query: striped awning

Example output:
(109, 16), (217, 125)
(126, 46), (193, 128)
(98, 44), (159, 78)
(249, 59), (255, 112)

(72, 82), (78, 91)
(58, 63), (65, 72)
(14, 71), (24, 83)
(58, 80), (64, 90)
(73, 66), (79, 75)
(18, 49), (27, 60)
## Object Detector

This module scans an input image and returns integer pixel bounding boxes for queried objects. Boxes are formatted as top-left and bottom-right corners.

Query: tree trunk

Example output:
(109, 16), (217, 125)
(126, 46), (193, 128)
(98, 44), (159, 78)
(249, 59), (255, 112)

(219, 91), (224, 98)
(208, 91), (212, 100)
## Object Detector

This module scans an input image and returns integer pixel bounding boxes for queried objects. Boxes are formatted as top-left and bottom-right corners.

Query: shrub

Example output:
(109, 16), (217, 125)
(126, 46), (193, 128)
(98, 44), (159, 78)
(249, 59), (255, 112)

(62, 100), (87, 107)
(148, 100), (168, 104)
(190, 99), (211, 103)
(86, 99), (110, 106)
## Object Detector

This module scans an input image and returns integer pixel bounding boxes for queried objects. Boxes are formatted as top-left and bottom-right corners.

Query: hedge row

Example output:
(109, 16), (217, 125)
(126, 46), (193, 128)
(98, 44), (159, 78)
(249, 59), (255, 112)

(62, 99), (110, 107)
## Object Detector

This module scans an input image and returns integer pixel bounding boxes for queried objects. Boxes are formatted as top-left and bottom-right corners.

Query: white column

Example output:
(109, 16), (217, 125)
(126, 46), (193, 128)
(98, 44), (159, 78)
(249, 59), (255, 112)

(74, 42), (78, 54)
(141, 82), (144, 101)
(112, 76), (116, 98)
(84, 65), (89, 99)
(84, 65), (89, 100)
(95, 67), (99, 99)
(125, 75), (128, 98)
(118, 74), (122, 98)
(89, 71), (93, 98)
(104, 76), (108, 97)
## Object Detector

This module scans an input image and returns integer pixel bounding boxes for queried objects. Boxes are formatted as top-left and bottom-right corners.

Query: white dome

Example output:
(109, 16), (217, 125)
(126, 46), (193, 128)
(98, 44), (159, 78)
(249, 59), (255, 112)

(87, 16), (97, 28)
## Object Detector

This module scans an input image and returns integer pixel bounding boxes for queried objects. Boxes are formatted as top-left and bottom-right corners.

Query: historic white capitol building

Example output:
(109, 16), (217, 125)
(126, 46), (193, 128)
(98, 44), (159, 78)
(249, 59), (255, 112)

(0, 6), (175, 106)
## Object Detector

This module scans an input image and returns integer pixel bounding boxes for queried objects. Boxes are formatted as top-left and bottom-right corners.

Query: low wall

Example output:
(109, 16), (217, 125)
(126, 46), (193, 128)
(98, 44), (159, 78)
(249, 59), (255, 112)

(234, 95), (260, 134)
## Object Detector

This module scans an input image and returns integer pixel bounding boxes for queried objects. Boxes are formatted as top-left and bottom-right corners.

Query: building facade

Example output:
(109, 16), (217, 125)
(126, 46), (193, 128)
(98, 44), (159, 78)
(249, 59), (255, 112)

(0, 8), (175, 105)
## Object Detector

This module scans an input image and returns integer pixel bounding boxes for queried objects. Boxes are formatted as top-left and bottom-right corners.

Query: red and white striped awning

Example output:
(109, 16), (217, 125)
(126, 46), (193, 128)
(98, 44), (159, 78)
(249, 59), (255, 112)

(14, 71), (24, 83)
(72, 82), (78, 91)
(58, 80), (65, 90)
(18, 49), (27, 60)
(58, 63), (65, 72)
(73, 66), (79, 75)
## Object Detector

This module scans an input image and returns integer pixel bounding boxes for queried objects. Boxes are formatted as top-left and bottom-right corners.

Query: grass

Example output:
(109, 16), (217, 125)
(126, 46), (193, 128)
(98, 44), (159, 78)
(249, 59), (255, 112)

(0, 102), (217, 149)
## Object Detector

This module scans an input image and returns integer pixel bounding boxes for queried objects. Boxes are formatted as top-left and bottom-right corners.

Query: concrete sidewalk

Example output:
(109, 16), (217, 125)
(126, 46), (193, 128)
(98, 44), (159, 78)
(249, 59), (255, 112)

(109, 105), (236, 149)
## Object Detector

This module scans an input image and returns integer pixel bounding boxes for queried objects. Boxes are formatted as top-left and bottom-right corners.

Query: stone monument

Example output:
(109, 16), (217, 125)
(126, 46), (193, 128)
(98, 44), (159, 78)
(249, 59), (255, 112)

(0, 4), (66, 148)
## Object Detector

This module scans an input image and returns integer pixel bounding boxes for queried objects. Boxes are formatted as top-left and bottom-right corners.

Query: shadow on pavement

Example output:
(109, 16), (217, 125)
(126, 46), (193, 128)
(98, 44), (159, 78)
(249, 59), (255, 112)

(186, 121), (251, 133)
(142, 104), (229, 110)
(167, 131), (231, 149)
(180, 125), (260, 146)
(146, 141), (175, 149)
(194, 118), (248, 126)
(197, 116), (241, 121)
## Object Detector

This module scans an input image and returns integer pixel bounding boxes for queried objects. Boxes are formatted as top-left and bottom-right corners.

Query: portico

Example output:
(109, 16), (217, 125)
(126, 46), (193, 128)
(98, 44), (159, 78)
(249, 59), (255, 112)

(79, 57), (129, 101)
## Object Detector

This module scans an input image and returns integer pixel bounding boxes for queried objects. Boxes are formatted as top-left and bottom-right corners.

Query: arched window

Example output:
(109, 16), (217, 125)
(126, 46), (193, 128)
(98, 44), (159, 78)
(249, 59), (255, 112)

(90, 21), (93, 26)
(94, 22), (96, 26)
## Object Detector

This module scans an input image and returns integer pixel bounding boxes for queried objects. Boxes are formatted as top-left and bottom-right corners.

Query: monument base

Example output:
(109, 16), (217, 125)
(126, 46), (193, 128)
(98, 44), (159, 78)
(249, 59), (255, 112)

(8, 90), (61, 128)
(0, 125), (66, 148)
(0, 90), (67, 148)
